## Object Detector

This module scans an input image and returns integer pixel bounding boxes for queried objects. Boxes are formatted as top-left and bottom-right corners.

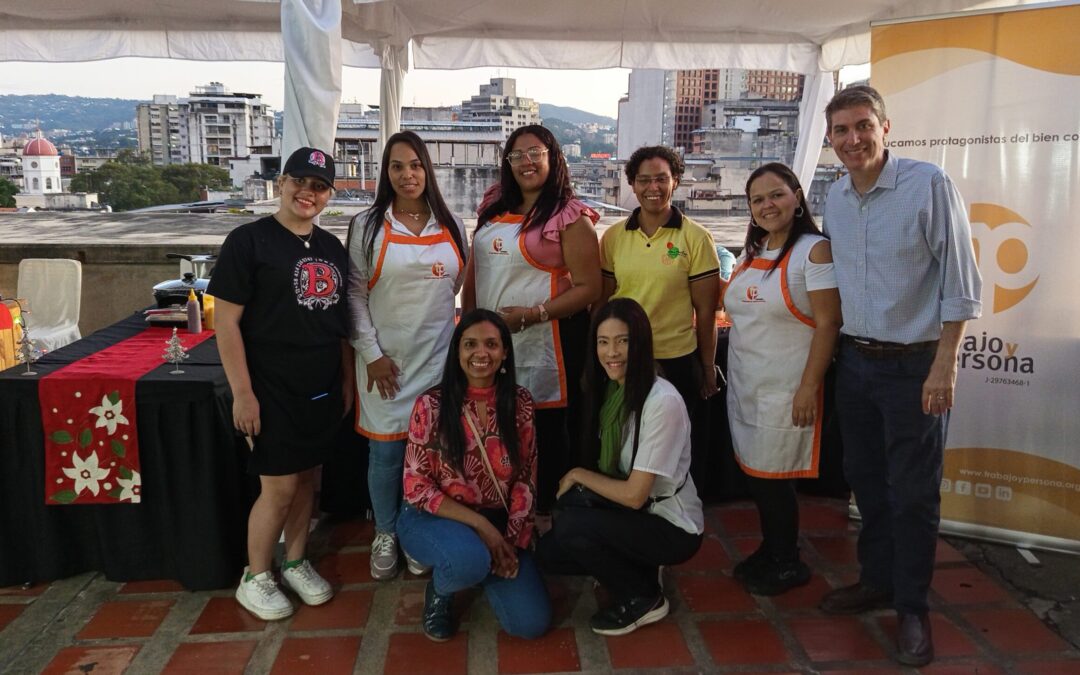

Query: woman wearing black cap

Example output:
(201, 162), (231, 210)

(208, 146), (353, 621)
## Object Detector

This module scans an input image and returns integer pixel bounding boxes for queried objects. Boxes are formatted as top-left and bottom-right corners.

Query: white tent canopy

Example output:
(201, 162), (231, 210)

(0, 0), (1033, 186)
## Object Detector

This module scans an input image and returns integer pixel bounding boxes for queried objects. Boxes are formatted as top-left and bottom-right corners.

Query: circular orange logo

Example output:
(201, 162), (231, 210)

(431, 261), (445, 277)
(746, 286), (759, 301)
(492, 237), (504, 253)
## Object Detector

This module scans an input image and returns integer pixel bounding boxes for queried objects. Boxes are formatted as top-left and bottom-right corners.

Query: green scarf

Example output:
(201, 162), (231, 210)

(598, 380), (628, 477)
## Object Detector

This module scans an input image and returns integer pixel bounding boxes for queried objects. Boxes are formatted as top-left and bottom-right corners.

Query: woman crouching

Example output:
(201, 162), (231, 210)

(397, 309), (550, 641)
(539, 298), (704, 635)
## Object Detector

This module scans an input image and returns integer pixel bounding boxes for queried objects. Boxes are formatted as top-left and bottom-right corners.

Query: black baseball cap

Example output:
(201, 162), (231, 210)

(282, 147), (335, 187)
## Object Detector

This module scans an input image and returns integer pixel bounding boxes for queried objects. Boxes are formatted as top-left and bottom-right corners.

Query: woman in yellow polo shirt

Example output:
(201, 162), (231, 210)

(598, 145), (721, 410)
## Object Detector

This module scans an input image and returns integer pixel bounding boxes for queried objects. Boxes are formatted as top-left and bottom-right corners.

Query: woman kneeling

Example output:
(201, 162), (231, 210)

(540, 298), (704, 636)
(398, 309), (550, 641)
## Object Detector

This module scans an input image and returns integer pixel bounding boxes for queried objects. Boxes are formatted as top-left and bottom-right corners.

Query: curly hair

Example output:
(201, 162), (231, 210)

(624, 145), (685, 184)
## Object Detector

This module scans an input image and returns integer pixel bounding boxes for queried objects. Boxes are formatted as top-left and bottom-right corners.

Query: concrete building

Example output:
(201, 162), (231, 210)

(136, 95), (186, 166)
(617, 69), (675, 159)
(460, 78), (540, 139)
(15, 135), (100, 210)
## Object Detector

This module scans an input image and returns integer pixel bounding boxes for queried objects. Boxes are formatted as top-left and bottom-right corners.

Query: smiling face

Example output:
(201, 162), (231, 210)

(596, 317), (630, 386)
(509, 133), (550, 197)
(748, 171), (801, 242)
(826, 104), (890, 179)
(387, 141), (426, 202)
(279, 174), (331, 223)
(631, 157), (678, 217)
(458, 321), (507, 388)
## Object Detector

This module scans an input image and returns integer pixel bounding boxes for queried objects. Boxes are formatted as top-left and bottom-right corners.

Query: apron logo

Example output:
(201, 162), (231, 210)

(743, 285), (765, 302)
(490, 237), (509, 255)
(969, 203), (1039, 314)
(428, 261), (448, 279)
(293, 258), (341, 310)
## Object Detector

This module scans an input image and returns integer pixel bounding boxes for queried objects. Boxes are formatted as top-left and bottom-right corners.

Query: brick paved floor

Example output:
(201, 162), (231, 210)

(2, 498), (1078, 674)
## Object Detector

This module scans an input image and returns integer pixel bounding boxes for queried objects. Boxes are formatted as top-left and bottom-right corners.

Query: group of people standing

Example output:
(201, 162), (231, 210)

(207, 83), (982, 667)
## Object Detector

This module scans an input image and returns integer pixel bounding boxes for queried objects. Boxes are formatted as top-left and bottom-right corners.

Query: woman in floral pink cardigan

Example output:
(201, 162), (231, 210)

(398, 309), (550, 642)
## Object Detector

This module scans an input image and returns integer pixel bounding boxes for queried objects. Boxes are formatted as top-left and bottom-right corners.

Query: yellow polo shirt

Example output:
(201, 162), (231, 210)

(600, 207), (720, 359)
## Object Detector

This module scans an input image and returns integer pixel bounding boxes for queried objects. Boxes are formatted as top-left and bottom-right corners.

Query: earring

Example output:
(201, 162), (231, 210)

(499, 365), (506, 374)
(795, 206), (805, 218)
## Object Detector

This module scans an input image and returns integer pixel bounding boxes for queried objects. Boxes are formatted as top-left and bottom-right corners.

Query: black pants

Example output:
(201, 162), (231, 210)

(744, 474), (800, 562)
(537, 507), (702, 603)
(657, 351), (712, 496)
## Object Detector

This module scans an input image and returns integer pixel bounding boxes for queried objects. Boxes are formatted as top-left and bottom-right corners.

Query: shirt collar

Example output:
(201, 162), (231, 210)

(842, 150), (898, 195)
(626, 205), (683, 231)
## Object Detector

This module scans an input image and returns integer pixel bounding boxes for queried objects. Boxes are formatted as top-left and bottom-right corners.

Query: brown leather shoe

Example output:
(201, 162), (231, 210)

(896, 612), (934, 666)
(819, 582), (893, 614)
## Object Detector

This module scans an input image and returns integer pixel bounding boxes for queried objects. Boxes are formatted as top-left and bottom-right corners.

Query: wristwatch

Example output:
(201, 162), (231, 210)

(537, 302), (550, 322)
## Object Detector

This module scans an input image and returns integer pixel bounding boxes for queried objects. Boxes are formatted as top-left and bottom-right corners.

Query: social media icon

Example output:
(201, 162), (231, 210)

(995, 486), (1012, 501)
(955, 481), (972, 496)
(940, 478), (953, 493)
(975, 483), (992, 499)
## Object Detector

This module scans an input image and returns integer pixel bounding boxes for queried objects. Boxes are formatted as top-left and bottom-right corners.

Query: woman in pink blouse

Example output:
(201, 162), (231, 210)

(398, 309), (550, 642)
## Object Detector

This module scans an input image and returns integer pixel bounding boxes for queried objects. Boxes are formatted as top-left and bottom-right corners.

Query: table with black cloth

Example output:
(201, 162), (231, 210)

(0, 312), (259, 591)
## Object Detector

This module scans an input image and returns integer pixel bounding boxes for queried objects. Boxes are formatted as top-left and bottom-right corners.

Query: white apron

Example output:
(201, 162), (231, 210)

(724, 237), (823, 478)
(355, 220), (463, 440)
(473, 214), (567, 408)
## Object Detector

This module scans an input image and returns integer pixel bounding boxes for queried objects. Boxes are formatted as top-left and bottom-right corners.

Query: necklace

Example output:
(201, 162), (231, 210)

(395, 206), (429, 221)
(292, 226), (316, 249)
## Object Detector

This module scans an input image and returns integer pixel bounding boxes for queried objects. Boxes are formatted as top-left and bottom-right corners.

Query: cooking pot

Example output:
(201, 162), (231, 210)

(152, 253), (216, 308)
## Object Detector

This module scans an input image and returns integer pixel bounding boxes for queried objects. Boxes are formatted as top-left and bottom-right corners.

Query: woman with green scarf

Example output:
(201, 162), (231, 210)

(537, 298), (704, 636)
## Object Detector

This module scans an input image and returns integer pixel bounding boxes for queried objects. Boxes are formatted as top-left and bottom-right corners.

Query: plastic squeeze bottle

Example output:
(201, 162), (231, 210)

(186, 289), (203, 334)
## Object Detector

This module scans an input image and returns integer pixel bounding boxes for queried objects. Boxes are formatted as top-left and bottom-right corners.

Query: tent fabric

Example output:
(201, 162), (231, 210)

(281, 0), (344, 159)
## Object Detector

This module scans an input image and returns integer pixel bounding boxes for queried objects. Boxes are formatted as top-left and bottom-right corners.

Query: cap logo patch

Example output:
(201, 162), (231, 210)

(308, 151), (327, 168)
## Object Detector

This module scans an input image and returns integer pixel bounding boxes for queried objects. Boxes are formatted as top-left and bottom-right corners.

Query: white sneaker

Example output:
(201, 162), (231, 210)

(281, 559), (334, 606)
(404, 549), (432, 577)
(235, 567), (294, 620)
(370, 532), (400, 580)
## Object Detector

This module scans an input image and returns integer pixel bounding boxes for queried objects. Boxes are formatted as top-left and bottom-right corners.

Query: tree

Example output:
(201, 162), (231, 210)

(71, 161), (180, 211)
(161, 164), (233, 201)
(0, 177), (17, 208)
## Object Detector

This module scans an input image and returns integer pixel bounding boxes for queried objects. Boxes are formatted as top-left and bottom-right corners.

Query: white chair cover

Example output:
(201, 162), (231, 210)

(16, 258), (82, 352)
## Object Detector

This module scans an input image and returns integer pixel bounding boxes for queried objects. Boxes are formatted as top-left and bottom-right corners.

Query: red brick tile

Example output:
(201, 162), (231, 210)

(768, 574), (834, 611)
(41, 645), (141, 675)
(605, 621), (694, 668)
(799, 500), (853, 531)
(316, 551), (373, 585)
(0, 604), (26, 632)
(931, 565), (1012, 605)
(328, 518), (375, 548)
(189, 597), (268, 634)
(716, 506), (762, 536)
(676, 574), (757, 613)
(878, 613), (979, 658)
(808, 535), (859, 567)
(730, 536), (764, 559)
(498, 626), (579, 673)
(162, 641), (257, 674)
(118, 579), (186, 594)
(698, 619), (789, 665)
(788, 616), (886, 662)
(288, 589), (373, 631)
(394, 584), (426, 625)
(960, 608), (1071, 653)
(919, 662), (1007, 675)
(77, 599), (174, 639)
(1011, 659), (1080, 674)
(0, 583), (48, 596)
(673, 536), (732, 572)
(384, 632), (469, 675)
(935, 540), (968, 564)
(809, 668), (899, 674)
(270, 636), (361, 675)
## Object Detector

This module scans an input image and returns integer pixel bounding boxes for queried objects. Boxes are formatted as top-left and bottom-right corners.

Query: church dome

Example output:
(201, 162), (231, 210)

(24, 137), (59, 156)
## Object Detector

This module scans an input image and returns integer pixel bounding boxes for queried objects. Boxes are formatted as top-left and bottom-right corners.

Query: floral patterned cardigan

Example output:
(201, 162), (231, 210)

(403, 384), (537, 549)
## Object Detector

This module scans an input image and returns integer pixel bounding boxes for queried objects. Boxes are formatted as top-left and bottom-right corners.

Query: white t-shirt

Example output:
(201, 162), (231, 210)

(617, 377), (705, 535)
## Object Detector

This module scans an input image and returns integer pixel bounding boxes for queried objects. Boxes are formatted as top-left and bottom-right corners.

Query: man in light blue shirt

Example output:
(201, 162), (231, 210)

(818, 86), (982, 668)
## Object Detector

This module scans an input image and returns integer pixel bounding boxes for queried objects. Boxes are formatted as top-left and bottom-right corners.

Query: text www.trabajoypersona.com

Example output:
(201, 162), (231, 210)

(956, 468), (1080, 492)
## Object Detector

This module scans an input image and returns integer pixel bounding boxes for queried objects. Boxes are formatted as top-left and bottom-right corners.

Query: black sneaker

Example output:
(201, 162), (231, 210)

(741, 558), (811, 596)
(422, 580), (455, 642)
(732, 544), (771, 583)
(589, 595), (669, 636)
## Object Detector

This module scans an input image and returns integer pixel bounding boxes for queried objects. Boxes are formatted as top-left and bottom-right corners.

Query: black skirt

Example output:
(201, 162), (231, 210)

(246, 341), (344, 476)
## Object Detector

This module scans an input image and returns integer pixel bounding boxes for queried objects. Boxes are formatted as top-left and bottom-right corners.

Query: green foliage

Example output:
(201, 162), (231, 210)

(70, 159), (234, 211)
(0, 177), (17, 208)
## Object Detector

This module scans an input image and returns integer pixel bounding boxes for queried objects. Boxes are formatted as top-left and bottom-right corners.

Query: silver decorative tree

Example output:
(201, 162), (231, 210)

(15, 319), (41, 376)
(162, 327), (189, 375)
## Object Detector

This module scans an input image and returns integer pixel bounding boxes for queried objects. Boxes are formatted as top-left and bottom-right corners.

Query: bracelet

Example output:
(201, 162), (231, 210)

(519, 310), (528, 333)
(537, 302), (549, 322)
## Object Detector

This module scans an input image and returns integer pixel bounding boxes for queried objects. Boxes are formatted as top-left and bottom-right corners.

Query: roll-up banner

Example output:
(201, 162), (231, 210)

(871, 2), (1080, 553)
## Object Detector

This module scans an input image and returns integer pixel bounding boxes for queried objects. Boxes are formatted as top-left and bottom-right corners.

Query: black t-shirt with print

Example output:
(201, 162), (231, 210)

(208, 216), (348, 347)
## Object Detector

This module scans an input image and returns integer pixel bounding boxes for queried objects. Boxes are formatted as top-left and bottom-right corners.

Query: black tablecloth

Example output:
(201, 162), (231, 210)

(0, 313), (255, 590)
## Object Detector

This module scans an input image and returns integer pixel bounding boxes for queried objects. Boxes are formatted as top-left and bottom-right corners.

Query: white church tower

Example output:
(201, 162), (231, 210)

(22, 135), (62, 195)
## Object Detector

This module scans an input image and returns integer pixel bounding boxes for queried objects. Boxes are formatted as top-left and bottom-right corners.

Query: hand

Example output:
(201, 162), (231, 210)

(498, 306), (529, 333)
(556, 469), (579, 499)
(922, 359), (957, 416)
(233, 390), (261, 438)
(791, 384), (817, 427)
(366, 356), (401, 400)
(699, 364), (719, 399)
(475, 518), (519, 578)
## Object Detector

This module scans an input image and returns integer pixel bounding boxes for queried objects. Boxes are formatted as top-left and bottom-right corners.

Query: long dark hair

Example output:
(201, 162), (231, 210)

(347, 130), (464, 265)
(580, 298), (657, 470)
(742, 162), (822, 273)
(435, 309), (520, 472)
(476, 124), (573, 231)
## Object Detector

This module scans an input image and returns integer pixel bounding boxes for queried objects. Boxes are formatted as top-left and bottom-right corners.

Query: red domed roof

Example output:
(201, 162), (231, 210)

(24, 137), (59, 156)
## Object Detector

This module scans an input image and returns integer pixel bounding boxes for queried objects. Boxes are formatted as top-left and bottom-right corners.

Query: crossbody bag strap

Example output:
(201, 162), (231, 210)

(463, 406), (510, 513)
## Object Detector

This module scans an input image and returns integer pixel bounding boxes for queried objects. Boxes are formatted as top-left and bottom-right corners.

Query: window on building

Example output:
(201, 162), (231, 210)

(46, 177), (53, 190)
(33, 178), (40, 190)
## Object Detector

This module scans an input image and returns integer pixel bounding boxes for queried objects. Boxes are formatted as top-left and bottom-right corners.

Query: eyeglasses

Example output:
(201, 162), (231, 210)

(634, 175), (673, 187)
(286, 176), (333, 193)
(505, 147), (549, 166)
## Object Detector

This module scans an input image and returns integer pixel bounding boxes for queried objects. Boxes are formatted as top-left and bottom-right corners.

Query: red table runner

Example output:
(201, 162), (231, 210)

(40, 327), (214, 505)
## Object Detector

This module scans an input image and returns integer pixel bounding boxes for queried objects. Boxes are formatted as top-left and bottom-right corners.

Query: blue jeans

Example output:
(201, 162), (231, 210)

(397, 503), (551, 639)
(367, 439), (406, 534)
(835, 342), (947, 614)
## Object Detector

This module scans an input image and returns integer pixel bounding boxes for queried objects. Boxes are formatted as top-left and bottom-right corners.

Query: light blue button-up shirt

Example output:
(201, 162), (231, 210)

(823, 152), (982, 344)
